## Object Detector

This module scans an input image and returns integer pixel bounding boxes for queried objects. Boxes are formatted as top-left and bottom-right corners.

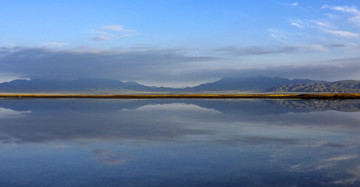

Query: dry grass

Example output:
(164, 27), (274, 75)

(0, 93), (360, 99)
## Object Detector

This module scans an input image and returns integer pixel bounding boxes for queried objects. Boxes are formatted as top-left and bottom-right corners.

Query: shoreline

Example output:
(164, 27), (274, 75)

(0, 93), (360, 99)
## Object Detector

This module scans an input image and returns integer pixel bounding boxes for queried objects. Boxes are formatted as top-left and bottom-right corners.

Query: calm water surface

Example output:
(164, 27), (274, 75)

(0, 99), (360, 186)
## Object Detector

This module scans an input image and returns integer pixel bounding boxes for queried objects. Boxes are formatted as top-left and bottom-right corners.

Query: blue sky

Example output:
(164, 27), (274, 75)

(1, 0), (360, 87)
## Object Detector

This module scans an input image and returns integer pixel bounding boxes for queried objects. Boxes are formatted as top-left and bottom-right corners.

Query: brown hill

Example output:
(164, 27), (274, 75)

(268, 80), (360, 93)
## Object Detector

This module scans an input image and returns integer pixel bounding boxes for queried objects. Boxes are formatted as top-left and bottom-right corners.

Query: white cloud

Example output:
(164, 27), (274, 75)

(290, 22), (303, 29)
(291, 2), (298, 7)
(91, 25), (137, 41)
(324, 154), (358, 162)
(322, 5), (358, 14)
(311, 20), (332, 28)
(99, 25), (127, 31)
(288, 19), (333, 30)
(302, 44), (328, 52)
(91, 35), (109, 41)
(324, 30), (359, 38)
(1, 42), (16, 48)
(268, 29), (289, 42)
(42, 42), (68, 48)
(322, 5), (360, 27)
(324, 13), (337, 19)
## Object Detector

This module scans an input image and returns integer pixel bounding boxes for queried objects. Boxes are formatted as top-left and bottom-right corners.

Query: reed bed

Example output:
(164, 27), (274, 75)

(0, 93), (360, 99)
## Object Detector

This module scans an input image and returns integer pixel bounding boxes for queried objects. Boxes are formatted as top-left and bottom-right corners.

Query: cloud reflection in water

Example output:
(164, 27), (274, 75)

(0, 99), (359, 186)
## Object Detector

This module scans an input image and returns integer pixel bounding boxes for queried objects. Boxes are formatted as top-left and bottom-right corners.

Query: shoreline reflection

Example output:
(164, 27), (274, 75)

(0, 99), (359, 186)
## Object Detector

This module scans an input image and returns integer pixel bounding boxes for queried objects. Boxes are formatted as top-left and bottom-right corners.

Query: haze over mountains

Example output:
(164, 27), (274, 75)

(187, 77), (313, 92)
(0, 76), (359, 93)
(0, 79), (161, 92)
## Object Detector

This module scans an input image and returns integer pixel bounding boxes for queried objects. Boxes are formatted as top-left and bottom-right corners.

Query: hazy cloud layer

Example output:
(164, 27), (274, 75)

(1, 46), (360, 86)
(176, 57), (360, 81)
(0, 47), (215, 83)
(217, 44), (328, 56)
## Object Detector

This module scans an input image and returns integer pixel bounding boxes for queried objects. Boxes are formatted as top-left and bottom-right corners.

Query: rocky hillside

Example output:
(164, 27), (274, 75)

(268, 80), (360, 93)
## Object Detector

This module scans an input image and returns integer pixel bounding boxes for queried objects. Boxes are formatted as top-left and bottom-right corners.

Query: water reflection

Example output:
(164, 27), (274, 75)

(271, 99), (360, 112)
(0, 107), (30, 118)
(0, 99), (359, 186)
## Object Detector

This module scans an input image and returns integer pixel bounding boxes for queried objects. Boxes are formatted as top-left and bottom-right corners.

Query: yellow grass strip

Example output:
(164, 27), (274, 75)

(0, 93), (360, 99)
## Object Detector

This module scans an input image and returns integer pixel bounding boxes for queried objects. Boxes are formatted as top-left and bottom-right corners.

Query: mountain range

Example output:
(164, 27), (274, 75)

(186, 76), (313, 91)
(266, 80), (360, 93)
(0, 77), (359, 93)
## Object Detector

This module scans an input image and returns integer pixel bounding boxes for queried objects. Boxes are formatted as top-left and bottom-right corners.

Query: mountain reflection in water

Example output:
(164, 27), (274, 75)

(0, 99), (360, 186)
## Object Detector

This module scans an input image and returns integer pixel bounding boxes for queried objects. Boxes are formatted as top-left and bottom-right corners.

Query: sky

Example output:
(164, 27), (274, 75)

(1, 0), (360, 87)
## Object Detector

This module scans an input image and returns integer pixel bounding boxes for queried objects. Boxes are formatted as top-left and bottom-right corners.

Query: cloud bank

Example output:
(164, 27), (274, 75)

(0, 47), (215, 85)
(0, 46), (360, 86)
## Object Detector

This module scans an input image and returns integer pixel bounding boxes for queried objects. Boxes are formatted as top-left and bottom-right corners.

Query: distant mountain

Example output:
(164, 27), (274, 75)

(267, 80), (360, 93)
(187, 76), (314, 92)
(0, 78), (176, 92)
(1, 77), (358, 93)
